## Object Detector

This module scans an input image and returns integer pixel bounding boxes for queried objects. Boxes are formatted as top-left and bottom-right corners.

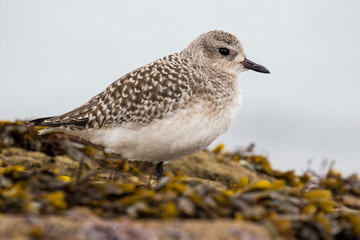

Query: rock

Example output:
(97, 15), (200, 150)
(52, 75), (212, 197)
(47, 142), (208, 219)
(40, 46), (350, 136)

(0, 147), (51, 168)
(0, 213), (275, 240)
(169, 151), (260, 185)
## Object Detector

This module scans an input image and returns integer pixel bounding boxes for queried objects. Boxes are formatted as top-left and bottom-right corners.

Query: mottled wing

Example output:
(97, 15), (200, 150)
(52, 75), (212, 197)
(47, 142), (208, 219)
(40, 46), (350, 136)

(88, 54), (199, 128)
(30, 54), (200, 130)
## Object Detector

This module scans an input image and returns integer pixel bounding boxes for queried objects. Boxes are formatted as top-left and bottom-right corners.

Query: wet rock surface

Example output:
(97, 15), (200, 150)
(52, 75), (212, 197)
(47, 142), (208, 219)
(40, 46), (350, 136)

(0, 121), (360, 239)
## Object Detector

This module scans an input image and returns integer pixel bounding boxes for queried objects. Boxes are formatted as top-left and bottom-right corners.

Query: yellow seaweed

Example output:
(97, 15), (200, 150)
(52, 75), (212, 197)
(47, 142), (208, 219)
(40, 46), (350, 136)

(212, 143), (225, 154)
(246, 179), (285, 192)
(46, 191), (67, 210)
(302, 189), (332, 201)
(160, 202), (178, 219)
(250, 155), (272, 174)
(237, 177), (249, 189)
(57, 175), (72, 182)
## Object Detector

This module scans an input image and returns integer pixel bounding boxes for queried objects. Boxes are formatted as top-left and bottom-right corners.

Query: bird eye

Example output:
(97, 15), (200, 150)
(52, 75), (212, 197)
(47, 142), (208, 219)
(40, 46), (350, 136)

(219, 48), (230, 56)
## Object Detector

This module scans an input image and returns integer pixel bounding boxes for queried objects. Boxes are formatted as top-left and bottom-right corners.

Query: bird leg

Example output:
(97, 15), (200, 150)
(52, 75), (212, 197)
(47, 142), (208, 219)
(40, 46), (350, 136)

(156, 161), (164, 181)
(76, 158), (85, 185)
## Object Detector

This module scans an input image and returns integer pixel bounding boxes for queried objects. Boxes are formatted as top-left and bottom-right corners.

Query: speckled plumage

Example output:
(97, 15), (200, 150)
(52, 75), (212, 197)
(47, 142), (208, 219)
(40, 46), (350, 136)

(51, 54), (199, 129)
(29, 30), (269, 164)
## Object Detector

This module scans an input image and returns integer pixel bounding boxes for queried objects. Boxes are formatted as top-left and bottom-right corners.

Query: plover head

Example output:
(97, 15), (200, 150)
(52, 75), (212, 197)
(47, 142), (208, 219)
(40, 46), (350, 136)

(184, 30), (270, 77)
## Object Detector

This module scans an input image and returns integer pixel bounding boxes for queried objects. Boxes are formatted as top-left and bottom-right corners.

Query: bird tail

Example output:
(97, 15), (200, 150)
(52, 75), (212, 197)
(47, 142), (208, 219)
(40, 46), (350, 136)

(27, 116), (54, 126)
(27, 116), (88, 135)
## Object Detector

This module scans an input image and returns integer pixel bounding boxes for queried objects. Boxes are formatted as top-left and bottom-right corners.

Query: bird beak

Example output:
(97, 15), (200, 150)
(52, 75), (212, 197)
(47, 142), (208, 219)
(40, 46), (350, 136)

(242, 58), (270, 74)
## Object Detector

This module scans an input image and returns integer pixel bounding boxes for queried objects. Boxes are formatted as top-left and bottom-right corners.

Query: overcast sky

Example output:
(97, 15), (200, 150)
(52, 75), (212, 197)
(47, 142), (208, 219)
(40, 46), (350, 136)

(1, 0), (359, 175)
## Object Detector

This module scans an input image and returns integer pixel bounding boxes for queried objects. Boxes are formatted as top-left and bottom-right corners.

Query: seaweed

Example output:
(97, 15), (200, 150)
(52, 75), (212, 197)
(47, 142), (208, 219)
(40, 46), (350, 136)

(0, 121), (360, 239)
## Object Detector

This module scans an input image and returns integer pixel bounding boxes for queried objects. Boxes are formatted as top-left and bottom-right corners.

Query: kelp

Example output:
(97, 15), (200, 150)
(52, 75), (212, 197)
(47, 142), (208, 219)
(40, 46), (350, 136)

(0, 121), (360, 239)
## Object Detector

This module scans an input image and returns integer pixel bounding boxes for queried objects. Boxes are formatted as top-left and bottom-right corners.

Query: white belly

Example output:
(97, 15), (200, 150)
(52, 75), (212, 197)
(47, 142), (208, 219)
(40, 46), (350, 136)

(83, 94), (241, 163)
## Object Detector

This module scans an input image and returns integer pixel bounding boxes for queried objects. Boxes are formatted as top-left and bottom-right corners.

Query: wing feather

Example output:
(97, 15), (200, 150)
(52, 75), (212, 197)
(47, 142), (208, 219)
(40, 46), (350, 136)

(28, 54), (200, 131)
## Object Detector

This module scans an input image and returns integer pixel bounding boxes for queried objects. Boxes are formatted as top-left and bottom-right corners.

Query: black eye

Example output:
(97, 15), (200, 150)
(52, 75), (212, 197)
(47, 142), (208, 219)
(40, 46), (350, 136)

(219, 48), (230, 56)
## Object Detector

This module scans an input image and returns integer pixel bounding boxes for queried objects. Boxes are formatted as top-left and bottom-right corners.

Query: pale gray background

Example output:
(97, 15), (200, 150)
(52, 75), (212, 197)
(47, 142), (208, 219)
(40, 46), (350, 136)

(1, 0), (359, 175)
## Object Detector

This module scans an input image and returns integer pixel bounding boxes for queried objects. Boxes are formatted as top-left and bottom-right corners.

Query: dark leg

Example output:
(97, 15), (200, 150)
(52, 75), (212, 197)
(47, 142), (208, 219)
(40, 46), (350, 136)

(76, 158), (84, 185)
(156, 161), (164, 181)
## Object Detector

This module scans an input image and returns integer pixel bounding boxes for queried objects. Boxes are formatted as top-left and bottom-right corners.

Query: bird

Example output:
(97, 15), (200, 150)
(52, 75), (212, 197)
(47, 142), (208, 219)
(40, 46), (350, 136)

(28, 30), (270, 181)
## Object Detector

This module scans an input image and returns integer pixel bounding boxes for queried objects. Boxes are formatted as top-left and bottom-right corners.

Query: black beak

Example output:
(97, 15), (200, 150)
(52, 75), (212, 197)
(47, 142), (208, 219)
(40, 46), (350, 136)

(242, 58), (270, 74)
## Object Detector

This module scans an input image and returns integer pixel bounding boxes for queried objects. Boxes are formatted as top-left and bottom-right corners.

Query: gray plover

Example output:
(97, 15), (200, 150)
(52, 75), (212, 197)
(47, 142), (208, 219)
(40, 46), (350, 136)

(29, 30), (270, 180)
